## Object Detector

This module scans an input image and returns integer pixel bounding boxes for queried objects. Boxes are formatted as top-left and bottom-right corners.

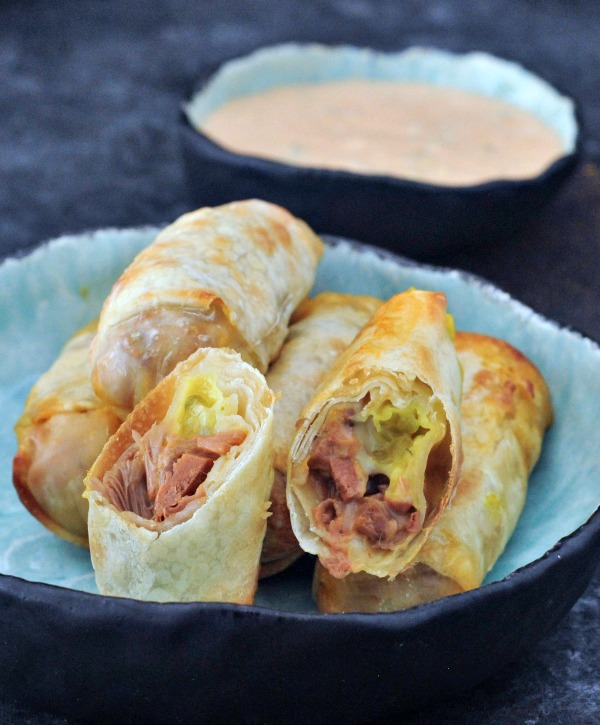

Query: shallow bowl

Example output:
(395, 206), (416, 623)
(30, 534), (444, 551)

(181, 44), (580, 258)
(0, 228), (599, 723)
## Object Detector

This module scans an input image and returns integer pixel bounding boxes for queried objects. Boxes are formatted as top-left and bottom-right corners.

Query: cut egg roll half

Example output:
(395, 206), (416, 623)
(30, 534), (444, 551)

(287, 290), (462, 579)
(90, 199), (324, 409)
(85, 347), (275, 603)
(313, 332), (553, 612)
(13, 322), (124, 547)
(262, 292), (382, 577)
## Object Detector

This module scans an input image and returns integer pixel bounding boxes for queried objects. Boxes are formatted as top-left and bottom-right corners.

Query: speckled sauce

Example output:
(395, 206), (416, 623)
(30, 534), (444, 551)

(200, 80), (565, 185)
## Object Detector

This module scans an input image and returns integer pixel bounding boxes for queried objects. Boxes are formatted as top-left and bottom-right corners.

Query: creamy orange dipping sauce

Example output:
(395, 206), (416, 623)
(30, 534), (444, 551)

(199, 80), (565, 186)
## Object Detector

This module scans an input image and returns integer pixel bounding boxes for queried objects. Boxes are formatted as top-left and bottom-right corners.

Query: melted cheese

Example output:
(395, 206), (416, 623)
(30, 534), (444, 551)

(353, 397), (446, 511)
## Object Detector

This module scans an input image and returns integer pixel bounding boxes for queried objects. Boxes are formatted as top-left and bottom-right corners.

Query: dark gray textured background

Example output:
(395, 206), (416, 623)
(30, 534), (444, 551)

(1, 1), (599, 723)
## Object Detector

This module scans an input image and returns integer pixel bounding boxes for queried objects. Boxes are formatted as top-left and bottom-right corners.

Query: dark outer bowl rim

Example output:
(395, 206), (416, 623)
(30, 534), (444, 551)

(0, 233), (599, 626)
(179, 62), (584, 195)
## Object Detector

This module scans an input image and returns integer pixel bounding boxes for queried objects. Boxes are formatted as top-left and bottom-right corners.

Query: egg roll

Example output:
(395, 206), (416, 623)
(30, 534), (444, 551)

(13, 322), (124, 547)
(261, 292), (382, 577)
(90, 199), (324, 409)
(85, 347), (275, 603)
(313, 332), (553, 612)
(287, 290), (462, 579)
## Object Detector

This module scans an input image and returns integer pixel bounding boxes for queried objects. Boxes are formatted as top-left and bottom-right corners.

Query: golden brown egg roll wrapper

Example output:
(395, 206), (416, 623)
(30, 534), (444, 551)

(13, 322), (124, 547)
(90, 199), (324, 409)
(85, 347), (275, 603)
(288, 290), (462, 579)
(314, 332), (553, 612)
(261, 292), (383, 578)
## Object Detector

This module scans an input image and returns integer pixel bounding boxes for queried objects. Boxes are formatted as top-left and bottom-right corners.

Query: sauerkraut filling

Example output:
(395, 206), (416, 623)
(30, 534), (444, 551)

(310, 390), (447, 551)
(92, 373), (248, 523)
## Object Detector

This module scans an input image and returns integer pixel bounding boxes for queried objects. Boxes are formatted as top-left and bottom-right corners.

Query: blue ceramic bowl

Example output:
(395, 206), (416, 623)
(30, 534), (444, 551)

(0, 229), (598, 723)
(180, 44), (581, 258)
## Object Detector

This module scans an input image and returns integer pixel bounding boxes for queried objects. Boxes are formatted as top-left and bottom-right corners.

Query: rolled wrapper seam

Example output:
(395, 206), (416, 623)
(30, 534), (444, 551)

(287, 290), (462, 579)
(90, 199), (324, 409)
(85, 347), (275, 604)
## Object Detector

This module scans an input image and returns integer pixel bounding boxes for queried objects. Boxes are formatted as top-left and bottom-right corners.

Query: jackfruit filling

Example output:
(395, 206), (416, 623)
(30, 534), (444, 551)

(93, 374), (247, 521)
(309, 393), (447, 550)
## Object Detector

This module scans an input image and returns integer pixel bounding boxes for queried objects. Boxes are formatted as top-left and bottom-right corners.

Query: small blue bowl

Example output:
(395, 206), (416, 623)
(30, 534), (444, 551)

(180, 44), (581, 259)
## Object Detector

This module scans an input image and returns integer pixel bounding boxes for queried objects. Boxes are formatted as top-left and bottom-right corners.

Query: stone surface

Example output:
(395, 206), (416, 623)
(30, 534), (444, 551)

(0, 1), (598, 723)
